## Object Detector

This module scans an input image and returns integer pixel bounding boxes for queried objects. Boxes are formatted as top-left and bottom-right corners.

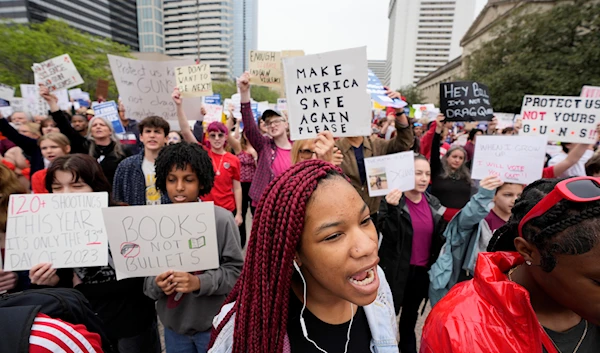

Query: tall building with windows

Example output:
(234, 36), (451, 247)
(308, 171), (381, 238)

(385, 0), (476, 89)
(232, 0), (258, 77)
(163, 0), (234, 80)
(137, 0), (165, 53)
(0, 0), (139, 49)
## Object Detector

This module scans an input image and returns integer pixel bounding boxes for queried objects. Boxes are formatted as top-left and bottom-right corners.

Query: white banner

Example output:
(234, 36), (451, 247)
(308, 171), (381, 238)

(102, 202), (220, 280)
(520, 95), (599, 143)
(283, 47), (371, 140)
(471, 135), (546, 184)
(364, 151), (415, 197)
(32, 54), (84, 92)
(108, 55), (203, 122)
(4, 193), (109, 271)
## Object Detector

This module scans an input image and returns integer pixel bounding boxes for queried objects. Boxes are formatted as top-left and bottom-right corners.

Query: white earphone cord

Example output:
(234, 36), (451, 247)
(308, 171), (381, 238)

(295, 261), (354, 353)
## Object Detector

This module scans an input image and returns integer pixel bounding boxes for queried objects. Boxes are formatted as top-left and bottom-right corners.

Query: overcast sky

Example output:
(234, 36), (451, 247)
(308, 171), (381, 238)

(257, 0), (488, 59)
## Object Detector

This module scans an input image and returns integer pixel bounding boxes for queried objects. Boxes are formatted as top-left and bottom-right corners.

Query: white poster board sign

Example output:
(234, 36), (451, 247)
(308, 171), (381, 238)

(471, 135), (546, 184)
(283, 47), (371, 140)
(520, 95), (599, 143)
(581, 86), (600, 98)
(203, 104), (223, 123)
(20, 84), (49, 116)
(0, 83), (15, 101)
(108, 55), (203, 122)
(175, 64), (213, 97)
(3, 193), (109, 271)
(102, 202), (220, 280)
(364, 151), (415, 197)
(494, 113), (516, 130)
(10, 98), (25, 113)
(276, 98), (287, 111)
(32, 54), (84, 92)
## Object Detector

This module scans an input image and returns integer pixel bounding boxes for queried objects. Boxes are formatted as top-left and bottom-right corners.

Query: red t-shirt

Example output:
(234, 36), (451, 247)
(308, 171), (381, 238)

(29, 313), (103, 353)
(542, 166), (555, 179)
(201, 150), (241, 211)
(31, 169), (49, 194)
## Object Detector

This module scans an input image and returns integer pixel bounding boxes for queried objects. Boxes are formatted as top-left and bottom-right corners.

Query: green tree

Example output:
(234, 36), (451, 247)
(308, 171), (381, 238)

(467, 1), (600, 113)
(396, 84), (424, 104)
(0, 19), (132, 99)
(212, 79), (280, 103)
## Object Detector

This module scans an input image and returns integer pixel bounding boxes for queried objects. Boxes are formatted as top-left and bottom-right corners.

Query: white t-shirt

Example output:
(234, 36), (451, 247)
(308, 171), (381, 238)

(142, 158), (161, 205)
(548, 149), (594, 178)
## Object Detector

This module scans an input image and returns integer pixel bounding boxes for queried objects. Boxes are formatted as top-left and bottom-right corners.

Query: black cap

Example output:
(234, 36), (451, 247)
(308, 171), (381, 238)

(260, 109), (282, 121)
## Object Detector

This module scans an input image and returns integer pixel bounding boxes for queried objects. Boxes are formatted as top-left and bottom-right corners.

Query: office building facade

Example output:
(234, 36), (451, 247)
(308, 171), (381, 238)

(232, 0), (258, 77)
(137, 0), (165, 53)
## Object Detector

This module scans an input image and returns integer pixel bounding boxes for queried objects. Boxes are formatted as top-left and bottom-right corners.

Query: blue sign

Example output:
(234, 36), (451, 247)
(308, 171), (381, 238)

(203, 94), (222, 105)
(77, 99), (90, 108)
(366, 69), (406, 108)
(93, 101), (125, 134)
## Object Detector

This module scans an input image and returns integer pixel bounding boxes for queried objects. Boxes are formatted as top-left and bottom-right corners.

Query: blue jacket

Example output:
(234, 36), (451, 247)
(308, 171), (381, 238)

(428, 187), (495, 306)
(208, 267), (399, 353)
(113, 153), (171, 206)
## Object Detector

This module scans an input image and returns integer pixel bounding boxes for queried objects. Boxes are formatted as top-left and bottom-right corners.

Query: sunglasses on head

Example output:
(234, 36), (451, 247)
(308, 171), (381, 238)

(208, 132), (225, 139)
(518, 177), (600, 237)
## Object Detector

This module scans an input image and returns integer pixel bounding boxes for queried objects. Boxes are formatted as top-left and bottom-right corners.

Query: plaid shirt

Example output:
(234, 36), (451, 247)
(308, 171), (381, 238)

(241, 102), (278, 203)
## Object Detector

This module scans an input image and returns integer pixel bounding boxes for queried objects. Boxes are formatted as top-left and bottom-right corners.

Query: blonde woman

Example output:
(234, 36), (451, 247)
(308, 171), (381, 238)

(30, 132), (71, 193)
(87, 116), (127, 184)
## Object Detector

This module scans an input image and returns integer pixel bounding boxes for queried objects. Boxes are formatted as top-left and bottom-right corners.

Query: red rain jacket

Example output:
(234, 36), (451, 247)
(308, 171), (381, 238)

(420, 252), (558, 353)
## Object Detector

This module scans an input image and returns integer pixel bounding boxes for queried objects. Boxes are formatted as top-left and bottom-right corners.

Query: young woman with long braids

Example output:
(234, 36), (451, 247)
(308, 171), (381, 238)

(421, 177), (600, 353)
(208, 160), (398, 353)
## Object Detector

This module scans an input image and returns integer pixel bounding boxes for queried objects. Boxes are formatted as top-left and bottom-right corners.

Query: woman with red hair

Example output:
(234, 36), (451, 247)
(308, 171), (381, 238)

(208, 160), (398, 353)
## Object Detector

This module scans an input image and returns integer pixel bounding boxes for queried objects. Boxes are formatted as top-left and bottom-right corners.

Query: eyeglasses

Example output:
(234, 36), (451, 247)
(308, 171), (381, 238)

(518, 177), (600, 237)
(265, 118), (285, 127)
(298, 149), (316, 159)
(208, 133), (225, 139)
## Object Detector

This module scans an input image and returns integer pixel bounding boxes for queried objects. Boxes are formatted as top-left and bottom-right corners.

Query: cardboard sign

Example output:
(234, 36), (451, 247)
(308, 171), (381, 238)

(519, 95), (599, 143)
(277, 98), (287, 111)
(102, 202), (220, 280)
(20, 84), (49, 116)
(367, 69), (406, 108)
(249, 51), (282, 87)
(281, 50), (305, 58)
(0, 83), (15, 101)
(364, 151), (415, 197)
(3, 193), (109, 271)
(471, 135), (546, 184)
(108, 55), (203, 122)
(32, 54), (84, 92)
(96, 79), (109, 99)
(581, 86), (600, 98)
(283, 47), (371, 140)
(93, 101), (125, 134)
(440, 81), (494, 121)
(175, 64), (213, 97)
(203, 94), (221, 105)
(203, 104), (223, 123)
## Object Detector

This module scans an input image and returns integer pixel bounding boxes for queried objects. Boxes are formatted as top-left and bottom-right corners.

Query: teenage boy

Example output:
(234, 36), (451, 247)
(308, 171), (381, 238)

(113, 115), (171, 205)
(144, 142), (243, 353)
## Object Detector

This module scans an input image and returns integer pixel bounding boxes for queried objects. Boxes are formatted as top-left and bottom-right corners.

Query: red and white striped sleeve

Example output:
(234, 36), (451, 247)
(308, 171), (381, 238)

(29, 313), (103, 353)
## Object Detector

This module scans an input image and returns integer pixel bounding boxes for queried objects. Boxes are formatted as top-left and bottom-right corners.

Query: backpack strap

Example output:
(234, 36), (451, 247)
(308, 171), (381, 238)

(0, 305), (41, 353)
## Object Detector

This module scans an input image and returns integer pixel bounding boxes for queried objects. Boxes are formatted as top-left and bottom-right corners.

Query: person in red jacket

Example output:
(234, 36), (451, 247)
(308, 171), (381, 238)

(421, 177), (600, 353)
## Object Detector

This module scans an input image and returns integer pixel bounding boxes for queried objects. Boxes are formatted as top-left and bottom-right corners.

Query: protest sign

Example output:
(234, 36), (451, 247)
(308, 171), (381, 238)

(412, 104), (438, 121)
(367, 69), (406, 108)
(108, 55), (203, 122)
(364, 151), (415, 197)
(440, 81), (493, 121)
(68, 88), (84, 100)
(0, 83), (15, 101)
(3, 193), (109, 271)
(281, 50), (305, 58)
(175, 64), (213, 97)
(495, 113), (516, 130)
(203, 94), (221, 105)
(20, 84), (49, 116)
(96, 79), (109, 99)
(93, 101), (125, 134)
(32, 54), (84, 92)
(581, 86), (600, 98)
(277, 98), (287, 111)
(519, 95), (599, 143)
(102, 202), (220, 280)
(471, 135), (546, 184)
(0, 106), (13, 118)
(203, 104), (223, 123)
(249, 51), (282, 87)
(283, 46), (371, 140)
(9, 98), (24, 113)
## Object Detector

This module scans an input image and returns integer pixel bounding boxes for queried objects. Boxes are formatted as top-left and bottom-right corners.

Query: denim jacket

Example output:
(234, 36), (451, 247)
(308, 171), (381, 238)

(428, 187), (495, 306)
(208, 267), (399, 353)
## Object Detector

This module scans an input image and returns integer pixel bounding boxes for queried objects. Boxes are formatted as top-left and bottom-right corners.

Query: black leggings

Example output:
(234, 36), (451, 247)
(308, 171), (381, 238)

(239, 182), (254, 248)
(399, 265), (429, 353)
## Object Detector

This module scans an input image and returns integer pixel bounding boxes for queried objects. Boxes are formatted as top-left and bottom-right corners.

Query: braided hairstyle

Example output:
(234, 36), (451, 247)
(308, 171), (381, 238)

(488, 178), (600, 272)
(154, 142), (214, 197)
(208, 160), (345, 353)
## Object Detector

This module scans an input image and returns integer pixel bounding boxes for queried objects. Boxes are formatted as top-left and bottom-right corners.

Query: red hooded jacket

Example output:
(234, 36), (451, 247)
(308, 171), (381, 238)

(420, 252), (558, 353)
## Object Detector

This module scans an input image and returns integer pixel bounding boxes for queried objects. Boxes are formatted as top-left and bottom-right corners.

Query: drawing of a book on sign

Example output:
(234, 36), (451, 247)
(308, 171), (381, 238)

(189, 236), (206, 249)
